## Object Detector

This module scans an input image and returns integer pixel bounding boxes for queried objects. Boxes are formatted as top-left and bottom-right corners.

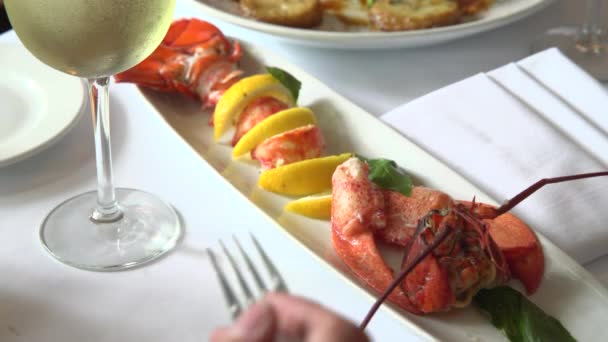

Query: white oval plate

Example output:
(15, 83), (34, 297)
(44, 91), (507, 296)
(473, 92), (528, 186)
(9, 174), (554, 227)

(195, 0), (553, 49)
(0, 43), (85, 167)
(137, 40), (608, 341)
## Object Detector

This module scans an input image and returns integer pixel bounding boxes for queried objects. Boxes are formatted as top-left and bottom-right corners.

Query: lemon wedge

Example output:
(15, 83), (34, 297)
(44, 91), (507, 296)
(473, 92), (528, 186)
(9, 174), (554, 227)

(258, 153), (352, 196)
(232, 107), (317, 158)
(213, 74), (295, 141)
(285, 194), (332, 220)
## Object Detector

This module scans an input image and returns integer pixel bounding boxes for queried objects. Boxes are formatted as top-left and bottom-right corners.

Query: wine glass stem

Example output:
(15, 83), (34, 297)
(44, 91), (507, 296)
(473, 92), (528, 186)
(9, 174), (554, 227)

(582, 0), (603, 33)
(578, 0), (606, 53)
(87, 77), (123, 223)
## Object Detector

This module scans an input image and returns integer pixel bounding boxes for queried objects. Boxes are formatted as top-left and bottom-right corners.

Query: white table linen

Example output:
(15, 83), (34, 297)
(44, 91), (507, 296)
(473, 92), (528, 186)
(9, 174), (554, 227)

(1, 0), (607, 341)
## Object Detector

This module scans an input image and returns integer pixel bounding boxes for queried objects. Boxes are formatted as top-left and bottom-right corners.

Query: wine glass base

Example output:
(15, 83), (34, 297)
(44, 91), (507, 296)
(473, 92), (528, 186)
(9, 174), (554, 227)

(40, 188), (182, 271)
(531, 27), (608, 81)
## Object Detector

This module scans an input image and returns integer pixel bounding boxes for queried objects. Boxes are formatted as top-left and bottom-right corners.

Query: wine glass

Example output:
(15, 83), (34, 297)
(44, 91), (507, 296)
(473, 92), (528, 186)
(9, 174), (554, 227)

(4, 0), (181, 271)
(531, 0), (608, 81)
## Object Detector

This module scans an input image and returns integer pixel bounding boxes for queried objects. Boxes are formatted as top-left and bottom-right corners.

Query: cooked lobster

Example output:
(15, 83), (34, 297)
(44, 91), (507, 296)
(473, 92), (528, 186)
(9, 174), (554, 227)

(115, 18), (325, 169)
(331, 157), (607, 320)
(115, 18), (243, 109)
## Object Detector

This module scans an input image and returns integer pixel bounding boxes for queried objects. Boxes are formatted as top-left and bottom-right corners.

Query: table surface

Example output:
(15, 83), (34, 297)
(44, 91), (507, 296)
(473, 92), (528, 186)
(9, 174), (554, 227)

(1, 0), (607, 341)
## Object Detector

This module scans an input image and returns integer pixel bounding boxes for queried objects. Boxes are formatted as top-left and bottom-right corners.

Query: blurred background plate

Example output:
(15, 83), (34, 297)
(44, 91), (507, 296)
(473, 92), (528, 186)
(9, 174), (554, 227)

(195, 0), (554, 49)
(0, 43), (85, 167)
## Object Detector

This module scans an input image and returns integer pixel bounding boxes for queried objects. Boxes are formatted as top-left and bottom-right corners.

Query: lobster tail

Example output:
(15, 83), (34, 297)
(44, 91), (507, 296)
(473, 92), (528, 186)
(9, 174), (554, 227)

(114, 18), (244, 108)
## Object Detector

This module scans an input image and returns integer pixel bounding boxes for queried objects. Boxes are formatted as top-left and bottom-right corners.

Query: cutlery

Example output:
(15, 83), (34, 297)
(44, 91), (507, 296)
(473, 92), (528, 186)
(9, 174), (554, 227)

(207, 233), (288, 320)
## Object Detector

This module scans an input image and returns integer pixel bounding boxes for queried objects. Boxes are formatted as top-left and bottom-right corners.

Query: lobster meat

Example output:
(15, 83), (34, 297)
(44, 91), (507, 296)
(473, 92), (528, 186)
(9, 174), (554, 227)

(115, 18), (325, 169)
(252, 124), (326, 170)
(332, 157), (607, 317)
(232, 97), (290, 146)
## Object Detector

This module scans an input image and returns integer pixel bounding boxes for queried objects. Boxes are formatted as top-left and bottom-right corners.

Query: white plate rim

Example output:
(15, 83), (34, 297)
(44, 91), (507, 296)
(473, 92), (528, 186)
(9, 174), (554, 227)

(136, 40), (608, 340)
(0, 43), (85, 167)
(193, 0), (555, 49)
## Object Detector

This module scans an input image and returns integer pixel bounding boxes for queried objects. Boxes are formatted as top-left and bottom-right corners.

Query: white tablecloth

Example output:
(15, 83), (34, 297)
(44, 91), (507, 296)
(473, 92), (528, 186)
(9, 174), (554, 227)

(1, 0), (607, 341)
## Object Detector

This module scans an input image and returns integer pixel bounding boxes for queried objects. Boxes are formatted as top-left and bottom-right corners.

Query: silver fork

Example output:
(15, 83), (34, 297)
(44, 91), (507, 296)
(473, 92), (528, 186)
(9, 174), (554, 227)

(206, 233), (289, 320)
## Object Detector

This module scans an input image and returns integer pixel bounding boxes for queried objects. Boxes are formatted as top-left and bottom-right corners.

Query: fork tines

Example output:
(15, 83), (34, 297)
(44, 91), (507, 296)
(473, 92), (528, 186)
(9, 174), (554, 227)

(207, 233), (288, 320)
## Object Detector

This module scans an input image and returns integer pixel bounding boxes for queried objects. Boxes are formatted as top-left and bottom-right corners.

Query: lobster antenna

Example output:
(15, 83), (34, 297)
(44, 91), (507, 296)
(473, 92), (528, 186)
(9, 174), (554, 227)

(494, 171), (608, 216)
(359, 225), (451, 330)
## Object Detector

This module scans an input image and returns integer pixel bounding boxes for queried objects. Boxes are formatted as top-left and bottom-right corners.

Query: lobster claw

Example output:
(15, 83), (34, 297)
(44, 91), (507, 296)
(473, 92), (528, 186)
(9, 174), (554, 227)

(331, 158), (423, 315)
(462, 201), (544, 295)
(485, 211), (544, 294)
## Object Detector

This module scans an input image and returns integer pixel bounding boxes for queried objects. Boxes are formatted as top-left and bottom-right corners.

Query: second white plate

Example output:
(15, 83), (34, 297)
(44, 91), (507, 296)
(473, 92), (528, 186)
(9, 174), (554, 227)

(0, 43), (85, 167)
(195, 0), (554, 49)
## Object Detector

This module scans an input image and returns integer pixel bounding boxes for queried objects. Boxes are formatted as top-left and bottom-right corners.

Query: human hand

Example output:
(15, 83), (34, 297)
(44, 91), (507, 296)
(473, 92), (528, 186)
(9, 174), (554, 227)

(210, 292), (370, 342)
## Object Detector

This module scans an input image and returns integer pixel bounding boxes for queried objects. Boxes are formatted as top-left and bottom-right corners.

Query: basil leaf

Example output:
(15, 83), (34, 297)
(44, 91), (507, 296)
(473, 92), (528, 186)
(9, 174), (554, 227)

(367, 0), (376, 6)
(356, 155), (413, 196)
(474, 287), (577, 342)
(266, 66), (301, 102)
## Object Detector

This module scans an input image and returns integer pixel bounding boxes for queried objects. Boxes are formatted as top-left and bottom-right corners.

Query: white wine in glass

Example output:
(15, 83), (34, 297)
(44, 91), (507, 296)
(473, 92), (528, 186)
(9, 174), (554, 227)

(5, 0), (181, 271)
(531, 0), (608, 81)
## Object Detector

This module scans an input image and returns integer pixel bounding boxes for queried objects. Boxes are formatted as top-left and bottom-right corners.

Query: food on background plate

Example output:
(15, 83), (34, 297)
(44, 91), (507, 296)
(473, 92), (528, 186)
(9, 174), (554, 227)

(322, 0), (370, 26)
(241, 0), (324, 28)
(458, 0), (493, 15)
(238, 0), (494, 31)
(368, 0), (461, 31)
(116, 18), (590, 341)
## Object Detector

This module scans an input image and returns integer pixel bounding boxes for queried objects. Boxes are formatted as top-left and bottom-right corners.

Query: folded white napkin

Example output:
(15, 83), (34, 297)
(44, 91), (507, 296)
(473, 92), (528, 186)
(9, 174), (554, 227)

(381, 48), (608, 265)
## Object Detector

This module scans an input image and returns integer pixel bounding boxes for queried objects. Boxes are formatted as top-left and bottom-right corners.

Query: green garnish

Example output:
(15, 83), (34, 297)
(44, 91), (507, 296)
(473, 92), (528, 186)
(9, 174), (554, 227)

(367, 0), (376, 7)
(266, 66), (302, 102)
(356, 155), (413, 196)
(474, 287), (577, 342)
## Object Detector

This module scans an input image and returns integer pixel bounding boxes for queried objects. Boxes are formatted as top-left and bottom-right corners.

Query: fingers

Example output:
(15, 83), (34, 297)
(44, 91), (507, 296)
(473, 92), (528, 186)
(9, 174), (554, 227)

(210, 293), (370, 342)
(210, 301), (276, 342)
(263, 293), (370, 342)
